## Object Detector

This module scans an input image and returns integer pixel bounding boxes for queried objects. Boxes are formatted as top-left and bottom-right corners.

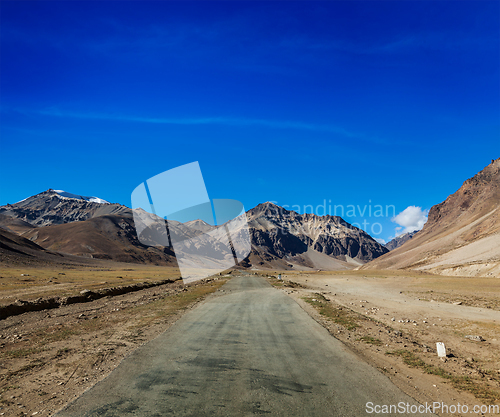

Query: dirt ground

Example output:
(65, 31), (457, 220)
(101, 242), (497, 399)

(267, 270), (500, 416)
(0, 265), (183, 305)
(0, 266), (227, 417)
(1, 267), (499, 416)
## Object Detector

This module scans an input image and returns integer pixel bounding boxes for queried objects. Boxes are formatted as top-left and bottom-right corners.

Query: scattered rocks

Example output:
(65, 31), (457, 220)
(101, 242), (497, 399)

(465, 335), (485, 342)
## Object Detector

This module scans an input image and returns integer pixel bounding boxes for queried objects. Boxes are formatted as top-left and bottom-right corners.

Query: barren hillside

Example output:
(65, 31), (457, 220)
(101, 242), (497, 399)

(362, 158), (500, 277)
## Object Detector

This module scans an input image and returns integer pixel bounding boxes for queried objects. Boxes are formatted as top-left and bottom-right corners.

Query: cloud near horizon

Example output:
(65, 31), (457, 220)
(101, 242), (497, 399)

(391, 206), (428, 237)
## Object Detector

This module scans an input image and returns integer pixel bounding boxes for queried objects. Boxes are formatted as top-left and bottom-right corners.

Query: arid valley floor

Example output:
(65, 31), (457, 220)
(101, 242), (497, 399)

(0, 266), (498, 416)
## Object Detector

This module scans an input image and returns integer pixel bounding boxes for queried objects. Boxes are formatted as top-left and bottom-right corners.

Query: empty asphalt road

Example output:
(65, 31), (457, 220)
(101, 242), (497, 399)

(57, 274), (431, 416)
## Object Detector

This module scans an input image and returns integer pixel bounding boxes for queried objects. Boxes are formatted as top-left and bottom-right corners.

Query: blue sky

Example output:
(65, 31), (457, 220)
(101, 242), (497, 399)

(0, 1), (499, 242)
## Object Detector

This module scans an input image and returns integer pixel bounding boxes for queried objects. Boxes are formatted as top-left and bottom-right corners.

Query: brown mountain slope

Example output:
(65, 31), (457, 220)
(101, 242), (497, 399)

(0, 213), (38, 234)
(0, 228), (87, 266)
(23, 214), (177, 266)
(0, 228), (47, 254)
(362, 158), (500, 277)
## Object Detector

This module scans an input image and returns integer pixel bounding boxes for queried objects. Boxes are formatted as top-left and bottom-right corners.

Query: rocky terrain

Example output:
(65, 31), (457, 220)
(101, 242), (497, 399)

(362, 158), (500, 277)
(0, 271), (225, 417)
(385, 231), (417, 251)
(244, 202), (388, 270)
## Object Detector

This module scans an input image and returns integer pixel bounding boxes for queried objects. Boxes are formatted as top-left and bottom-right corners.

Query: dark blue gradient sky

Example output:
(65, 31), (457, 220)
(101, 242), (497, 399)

(1, 1), (499, 241)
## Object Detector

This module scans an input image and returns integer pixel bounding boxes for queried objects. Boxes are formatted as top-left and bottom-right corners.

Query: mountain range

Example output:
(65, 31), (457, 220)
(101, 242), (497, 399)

(0, 190), (387, 270)
(2, 158), (499, 277)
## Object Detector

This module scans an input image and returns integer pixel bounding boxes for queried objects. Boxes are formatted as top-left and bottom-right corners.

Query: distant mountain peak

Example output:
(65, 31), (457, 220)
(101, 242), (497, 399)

(16, 189), (110, 205)
(245, 201), (388, 268)
(384, 230), (417, 251)
(2, 189), (128, 227)
(0, 192), (389, 269)
(252, 201), (285, 211)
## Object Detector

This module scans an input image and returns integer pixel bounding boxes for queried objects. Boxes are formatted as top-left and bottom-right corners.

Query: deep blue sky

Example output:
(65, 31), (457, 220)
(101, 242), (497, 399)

(1, 1), (499, 242)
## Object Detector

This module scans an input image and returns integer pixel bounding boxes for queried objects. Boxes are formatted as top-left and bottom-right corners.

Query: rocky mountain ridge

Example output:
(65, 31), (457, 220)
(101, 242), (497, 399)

(0, 189), (129, 227)
(245, 202), (388, 269)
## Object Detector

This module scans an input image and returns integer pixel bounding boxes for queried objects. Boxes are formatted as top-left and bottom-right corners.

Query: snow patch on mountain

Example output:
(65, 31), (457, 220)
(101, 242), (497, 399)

(52, 190), (110, 204)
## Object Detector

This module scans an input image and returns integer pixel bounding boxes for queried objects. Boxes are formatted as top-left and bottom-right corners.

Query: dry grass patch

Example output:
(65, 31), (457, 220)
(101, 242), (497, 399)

(0, 265), (182, 304)
(358, 336), (383, 346)
(127, 279), (226, 328)
(387, 349), (500, 404)
(303, 293), (361, 331)
(1, 346), (45, 359)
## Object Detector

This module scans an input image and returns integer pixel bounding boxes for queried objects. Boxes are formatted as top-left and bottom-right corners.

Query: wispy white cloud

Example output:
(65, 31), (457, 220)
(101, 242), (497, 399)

(391, 205), (428, 236)
(277, 32), (497, 57)
(27, 108), (360, 138)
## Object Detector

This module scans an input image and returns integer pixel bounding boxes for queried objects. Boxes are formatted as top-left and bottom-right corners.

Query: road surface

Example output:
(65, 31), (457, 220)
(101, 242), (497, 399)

(57, 274), (431, 416)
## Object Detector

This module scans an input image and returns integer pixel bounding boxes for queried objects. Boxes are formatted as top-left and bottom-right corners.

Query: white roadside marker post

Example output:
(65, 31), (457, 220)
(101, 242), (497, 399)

(436, 342), (447, 358)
